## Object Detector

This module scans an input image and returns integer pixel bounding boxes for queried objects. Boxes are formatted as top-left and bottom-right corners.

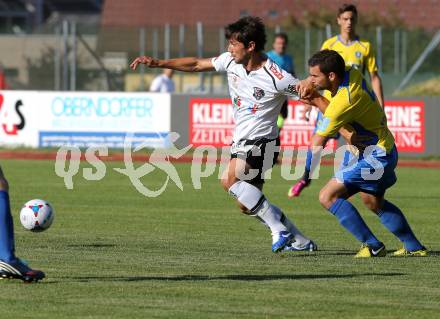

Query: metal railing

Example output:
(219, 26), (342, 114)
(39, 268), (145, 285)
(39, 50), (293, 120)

(0, 21), (438, 95)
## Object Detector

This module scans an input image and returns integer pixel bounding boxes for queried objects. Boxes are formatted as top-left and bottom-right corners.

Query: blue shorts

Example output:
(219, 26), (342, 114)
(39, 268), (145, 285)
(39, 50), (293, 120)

(315, 111), (340, 139)
(335, 146), (398, 196)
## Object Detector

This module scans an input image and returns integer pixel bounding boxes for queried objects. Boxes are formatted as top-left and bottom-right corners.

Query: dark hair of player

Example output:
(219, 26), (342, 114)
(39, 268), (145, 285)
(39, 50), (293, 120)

(225, 16), (267, 52)
(308, 49), (346, 79)
(338, 3), (358, 17)
(274, 32), (288, 44)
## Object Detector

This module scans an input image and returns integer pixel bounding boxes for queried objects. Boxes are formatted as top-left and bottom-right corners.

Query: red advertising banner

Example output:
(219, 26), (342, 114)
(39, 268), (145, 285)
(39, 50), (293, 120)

(384, 101), (425, 153)
(279, 101), (337, 149)
(190, 98), (234, 147)
(189, 98), (425, 153)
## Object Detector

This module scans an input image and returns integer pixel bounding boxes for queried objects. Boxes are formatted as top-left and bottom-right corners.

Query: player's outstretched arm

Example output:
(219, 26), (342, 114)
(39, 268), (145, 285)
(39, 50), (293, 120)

(130, 56), (215, 72)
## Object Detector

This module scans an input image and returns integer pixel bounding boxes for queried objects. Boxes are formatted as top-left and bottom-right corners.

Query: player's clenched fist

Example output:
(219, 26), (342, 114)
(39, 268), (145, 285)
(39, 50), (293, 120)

(296, 78), (316, 100)
(130, 56), (159, 70)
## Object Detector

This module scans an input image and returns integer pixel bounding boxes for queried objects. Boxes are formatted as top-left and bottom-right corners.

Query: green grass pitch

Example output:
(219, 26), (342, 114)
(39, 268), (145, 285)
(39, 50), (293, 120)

(1, 158), (439, 318)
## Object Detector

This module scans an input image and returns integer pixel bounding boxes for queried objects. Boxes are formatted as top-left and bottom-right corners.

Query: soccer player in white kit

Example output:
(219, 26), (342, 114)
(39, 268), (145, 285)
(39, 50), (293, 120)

(130, 16), (316, 253)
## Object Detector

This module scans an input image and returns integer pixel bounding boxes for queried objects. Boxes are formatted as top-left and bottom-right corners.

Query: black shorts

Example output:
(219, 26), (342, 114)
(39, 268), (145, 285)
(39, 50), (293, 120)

(230, 137), (280, 184)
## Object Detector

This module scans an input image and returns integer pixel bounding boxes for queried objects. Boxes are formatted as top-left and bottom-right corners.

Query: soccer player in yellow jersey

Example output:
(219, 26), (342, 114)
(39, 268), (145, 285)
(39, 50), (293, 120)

(297, 49), (427, 257)
(289, 3), (385, 197)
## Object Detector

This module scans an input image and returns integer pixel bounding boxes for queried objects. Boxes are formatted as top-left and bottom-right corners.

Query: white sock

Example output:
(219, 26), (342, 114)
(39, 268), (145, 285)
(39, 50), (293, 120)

(272, 205), (310, 246)
(228, 180), (262, 211)
(254, 200), (288, 234)
(229, 181), (288, 234)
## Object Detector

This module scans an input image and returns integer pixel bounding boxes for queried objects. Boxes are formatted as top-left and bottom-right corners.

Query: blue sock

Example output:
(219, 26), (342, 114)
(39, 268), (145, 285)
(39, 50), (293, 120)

(378, 200), (423, 251)
(303, 149), (312, 181)
(0, 191), (16, 263)
(329, 198), (382, 249)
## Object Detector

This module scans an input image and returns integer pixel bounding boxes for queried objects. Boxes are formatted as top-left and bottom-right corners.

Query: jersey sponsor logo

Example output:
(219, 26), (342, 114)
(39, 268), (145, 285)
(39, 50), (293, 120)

(316, 116), (331, 133)
(253, 87), (265, 100)
(269, 64), (284, 80)
(230, 71), (241, 77)
(229, 73), (240, 89)
(284, 84), (298, 96)
(233, 96), (241, 107)
(348, 62), (361, 70)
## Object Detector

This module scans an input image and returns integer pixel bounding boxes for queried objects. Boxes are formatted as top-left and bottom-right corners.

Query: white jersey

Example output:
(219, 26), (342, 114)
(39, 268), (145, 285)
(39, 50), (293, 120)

(149, 74), (175, 92)
(212, 52), (300, 142)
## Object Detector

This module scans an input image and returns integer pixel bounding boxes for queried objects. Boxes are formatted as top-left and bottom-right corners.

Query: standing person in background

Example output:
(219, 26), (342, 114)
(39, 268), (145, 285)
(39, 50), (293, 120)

(321, 4), (384, 106)
(266, 33), (295, 132)
(150, 69), (175, 93)
(288, 3), (385, 198)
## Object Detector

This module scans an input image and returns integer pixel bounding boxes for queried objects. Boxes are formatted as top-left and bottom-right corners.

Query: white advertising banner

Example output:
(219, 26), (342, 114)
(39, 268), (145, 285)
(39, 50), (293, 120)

(0, 90), (40, 147)
(0, 91), (171, 148)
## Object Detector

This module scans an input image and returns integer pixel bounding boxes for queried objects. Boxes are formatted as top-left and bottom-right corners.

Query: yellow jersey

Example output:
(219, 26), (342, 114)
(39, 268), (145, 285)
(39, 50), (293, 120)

(316, 68), (394, 153)
(321, 35), (378, 75)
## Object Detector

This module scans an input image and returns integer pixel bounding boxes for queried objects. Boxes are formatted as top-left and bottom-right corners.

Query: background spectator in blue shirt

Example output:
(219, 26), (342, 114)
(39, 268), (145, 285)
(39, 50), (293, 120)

(266, 33), (295, 130)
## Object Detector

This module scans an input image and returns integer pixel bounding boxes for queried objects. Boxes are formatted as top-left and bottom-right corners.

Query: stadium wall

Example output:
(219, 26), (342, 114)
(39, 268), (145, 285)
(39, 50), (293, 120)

(171, 94), (440, 157)
(0, 90), (438, 157)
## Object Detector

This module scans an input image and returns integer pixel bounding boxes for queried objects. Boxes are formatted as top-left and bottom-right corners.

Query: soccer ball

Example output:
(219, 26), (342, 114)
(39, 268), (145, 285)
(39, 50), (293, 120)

(19, 199), (54, 232)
